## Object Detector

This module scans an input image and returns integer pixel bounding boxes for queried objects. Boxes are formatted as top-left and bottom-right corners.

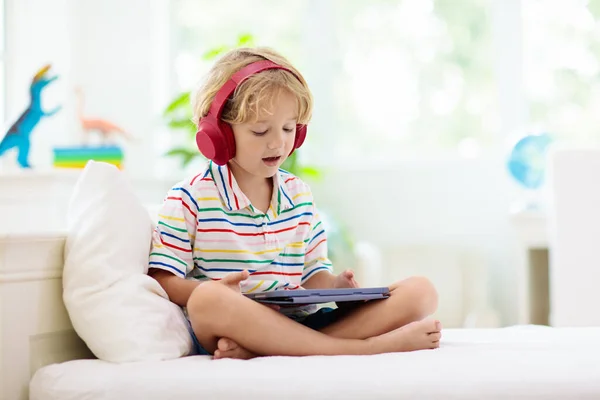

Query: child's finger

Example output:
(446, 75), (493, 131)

(346, 273), (359, 288)
(222, 270), (250, 286)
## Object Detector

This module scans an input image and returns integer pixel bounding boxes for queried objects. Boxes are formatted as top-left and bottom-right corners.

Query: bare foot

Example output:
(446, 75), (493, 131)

(369, 319), (442, 353)
(213, 338), (257, 360)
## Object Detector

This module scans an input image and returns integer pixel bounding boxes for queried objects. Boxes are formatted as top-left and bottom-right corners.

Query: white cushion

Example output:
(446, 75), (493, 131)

(62, 161), (192, 362)
(29, 327), (600, 400)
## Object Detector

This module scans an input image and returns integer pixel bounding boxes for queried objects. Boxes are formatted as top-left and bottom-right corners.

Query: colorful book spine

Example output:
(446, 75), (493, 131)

(53, 146), (124, 169)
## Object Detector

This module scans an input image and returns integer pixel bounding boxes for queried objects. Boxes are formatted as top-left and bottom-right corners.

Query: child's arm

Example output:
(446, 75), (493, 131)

(300, 203), (360, 290)
(148, 183), (198, 304)
(300, 205), (333, 286)
(302, 270), (336, 289)
(148, 269), (202, 307)
(303, 269), (359, 290)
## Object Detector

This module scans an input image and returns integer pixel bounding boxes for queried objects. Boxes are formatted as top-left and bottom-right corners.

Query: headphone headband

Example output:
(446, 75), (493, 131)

(196, 58), (308, 166)
(208, 59), (296, 120)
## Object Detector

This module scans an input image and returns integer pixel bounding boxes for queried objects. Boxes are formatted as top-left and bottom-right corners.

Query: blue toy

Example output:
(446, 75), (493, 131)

(0, 64), (60, 168)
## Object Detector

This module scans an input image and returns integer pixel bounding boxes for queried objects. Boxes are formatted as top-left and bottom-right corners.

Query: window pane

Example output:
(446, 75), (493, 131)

(523, 0), (600, 146)
(0, 0), (4, 54)
(0, 62), (3, 126)
(171, 0), (496, 162)
(173, 0), (307, 91)
(330, 0), (495, 159)
(0, 0), (4, 126)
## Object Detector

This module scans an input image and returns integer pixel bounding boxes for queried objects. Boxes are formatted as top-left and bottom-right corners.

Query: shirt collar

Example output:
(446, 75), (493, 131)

(209, 161), (294, 215)
(273, 168), (295, 215)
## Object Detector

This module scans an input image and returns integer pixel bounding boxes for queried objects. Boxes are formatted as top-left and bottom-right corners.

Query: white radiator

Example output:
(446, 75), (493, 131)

(356, 244), (501, 329)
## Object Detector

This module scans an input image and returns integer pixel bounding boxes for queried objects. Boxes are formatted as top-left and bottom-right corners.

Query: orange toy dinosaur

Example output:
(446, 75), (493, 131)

(75, 87), (132, 144)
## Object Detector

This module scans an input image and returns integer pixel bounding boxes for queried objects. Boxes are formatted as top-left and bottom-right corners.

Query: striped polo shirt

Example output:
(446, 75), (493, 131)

(149, 160), (333, 314)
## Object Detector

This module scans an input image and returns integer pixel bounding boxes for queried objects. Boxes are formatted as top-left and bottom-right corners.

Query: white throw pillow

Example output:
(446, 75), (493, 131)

(63, 161), (192, 362)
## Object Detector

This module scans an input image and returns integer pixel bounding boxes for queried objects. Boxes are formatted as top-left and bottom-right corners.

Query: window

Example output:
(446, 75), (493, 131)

(0, 0), (5, 126)
(170, 0), (600, 165)
(523, 0), (600, 146)
(172, 0), (306, 91)
(321, 0), (495, 160)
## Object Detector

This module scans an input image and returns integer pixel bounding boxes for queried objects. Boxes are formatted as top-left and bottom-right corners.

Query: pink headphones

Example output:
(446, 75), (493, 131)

(196, 59), (308, 165)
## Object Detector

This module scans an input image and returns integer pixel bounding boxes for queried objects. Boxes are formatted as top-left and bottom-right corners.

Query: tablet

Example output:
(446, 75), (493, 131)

(245, 287), (390, 305)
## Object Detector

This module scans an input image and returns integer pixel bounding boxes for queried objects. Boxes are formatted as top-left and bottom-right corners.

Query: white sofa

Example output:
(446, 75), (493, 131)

(0, 228), (599, 399)
(0, 231), (93, 400)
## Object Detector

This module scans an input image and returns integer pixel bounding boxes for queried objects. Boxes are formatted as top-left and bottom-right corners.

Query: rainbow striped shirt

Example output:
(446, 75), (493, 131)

(149, 161), (332, 313)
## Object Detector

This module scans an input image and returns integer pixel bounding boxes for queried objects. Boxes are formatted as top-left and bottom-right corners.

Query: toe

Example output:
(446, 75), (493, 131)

(218, 347), (255, 360)
(218, 349), (236, 359)
(426, 319), (441, 333)
(429, 332), (442, 342)
(418, 319), (436, 333)
(218, 338), (236, 351)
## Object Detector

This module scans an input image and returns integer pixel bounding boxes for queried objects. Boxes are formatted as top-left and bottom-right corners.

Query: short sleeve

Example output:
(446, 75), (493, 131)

(301, 203), (333, 284)
(148, 185), (198, 278)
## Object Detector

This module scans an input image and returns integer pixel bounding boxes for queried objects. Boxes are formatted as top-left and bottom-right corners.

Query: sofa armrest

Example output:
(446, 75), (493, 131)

(0, 232), (94, 400)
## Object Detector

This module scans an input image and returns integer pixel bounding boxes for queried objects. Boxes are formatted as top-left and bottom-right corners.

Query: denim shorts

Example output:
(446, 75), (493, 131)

(188, 306), (351, 356)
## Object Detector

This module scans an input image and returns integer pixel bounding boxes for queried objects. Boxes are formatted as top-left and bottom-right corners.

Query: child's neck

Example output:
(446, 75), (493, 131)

(228, 162), (273, 214)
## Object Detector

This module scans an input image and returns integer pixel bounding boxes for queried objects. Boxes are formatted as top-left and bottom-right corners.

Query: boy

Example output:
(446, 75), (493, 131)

(149, 47), (441, 359)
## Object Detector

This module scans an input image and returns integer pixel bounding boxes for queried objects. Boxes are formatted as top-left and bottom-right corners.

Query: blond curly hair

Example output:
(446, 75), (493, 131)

(192, 47), (313, 127)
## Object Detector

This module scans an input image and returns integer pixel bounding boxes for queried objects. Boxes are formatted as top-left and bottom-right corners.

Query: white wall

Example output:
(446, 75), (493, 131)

(310, 157), (521, 326)
(3, 0), (73, 168)
(68, 0), (172, 178)
(0, 0), (526, 326)
(1, 0), (171, 178)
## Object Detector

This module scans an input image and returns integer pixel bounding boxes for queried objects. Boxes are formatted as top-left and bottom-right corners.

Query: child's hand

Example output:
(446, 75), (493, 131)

(220, 269), (250, 292)
(333, 269), (359, 289)
(333, 269), (362, 309)
(220, 270), (281, 311)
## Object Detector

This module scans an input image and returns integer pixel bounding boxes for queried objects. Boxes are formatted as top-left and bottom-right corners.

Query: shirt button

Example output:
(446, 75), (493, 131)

(264, 233), (275, 247)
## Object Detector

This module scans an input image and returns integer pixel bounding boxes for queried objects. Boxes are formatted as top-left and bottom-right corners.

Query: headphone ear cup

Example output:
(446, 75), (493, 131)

(218, 120), (236, 162)
(294, 124), (307, 149)
(196, 116), (231, 165)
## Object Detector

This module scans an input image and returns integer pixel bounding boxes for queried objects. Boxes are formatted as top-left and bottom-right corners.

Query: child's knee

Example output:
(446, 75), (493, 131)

(412, 276), (438, 314)
(187, 281), (228, 321)
(398, 276), (439, 315)
(408, 276), (437, 295)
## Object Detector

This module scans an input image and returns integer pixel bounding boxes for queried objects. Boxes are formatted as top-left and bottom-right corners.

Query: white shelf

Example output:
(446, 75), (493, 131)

(509, 208), (548, 248)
